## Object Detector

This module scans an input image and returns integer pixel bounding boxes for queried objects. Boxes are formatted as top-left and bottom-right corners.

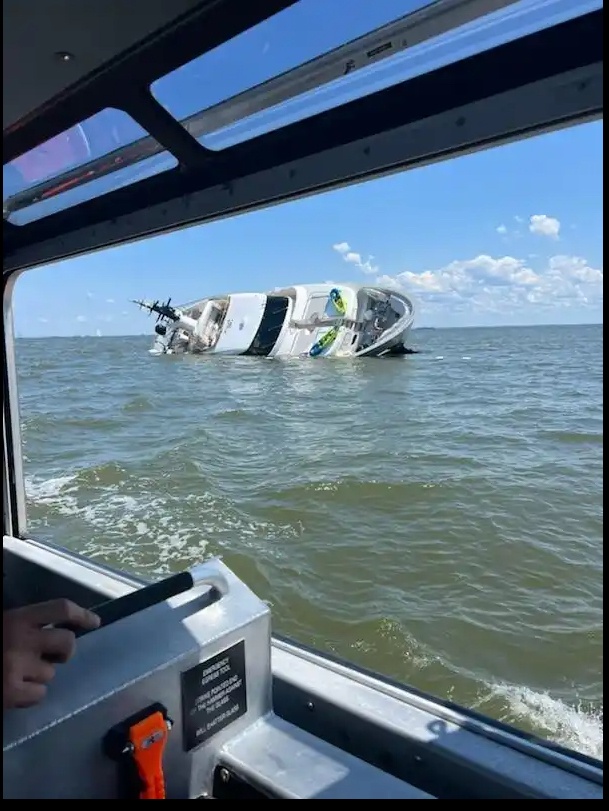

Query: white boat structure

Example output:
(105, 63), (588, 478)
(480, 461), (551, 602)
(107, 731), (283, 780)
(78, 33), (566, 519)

(134, 283), (415, 359)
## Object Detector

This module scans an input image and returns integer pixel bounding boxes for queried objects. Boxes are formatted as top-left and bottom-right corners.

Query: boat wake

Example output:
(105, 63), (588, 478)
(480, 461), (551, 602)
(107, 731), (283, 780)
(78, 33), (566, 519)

(482, 683), (603, 761)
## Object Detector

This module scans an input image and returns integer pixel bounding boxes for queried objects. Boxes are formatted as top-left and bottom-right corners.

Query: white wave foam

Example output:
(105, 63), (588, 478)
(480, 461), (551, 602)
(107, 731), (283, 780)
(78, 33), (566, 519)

(24, 473), (296, 575)
(491, 683), (603, 760)
(26, 474), (77, 502)
(25, 474), (202, 573)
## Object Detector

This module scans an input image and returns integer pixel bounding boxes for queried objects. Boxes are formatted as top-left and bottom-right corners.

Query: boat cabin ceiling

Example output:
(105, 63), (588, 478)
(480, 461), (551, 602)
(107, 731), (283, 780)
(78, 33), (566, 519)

(3, 0), (211, 131)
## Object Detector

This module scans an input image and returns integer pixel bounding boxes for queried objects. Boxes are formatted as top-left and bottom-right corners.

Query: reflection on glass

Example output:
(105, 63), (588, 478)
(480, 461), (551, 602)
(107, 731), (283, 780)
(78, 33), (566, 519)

(7, 151), (177, 226)
(3, 109), (151, 201)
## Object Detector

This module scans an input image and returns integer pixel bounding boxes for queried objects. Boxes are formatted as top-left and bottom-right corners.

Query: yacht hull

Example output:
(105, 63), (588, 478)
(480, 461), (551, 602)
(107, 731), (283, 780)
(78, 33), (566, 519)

(138, 283), (415, 358)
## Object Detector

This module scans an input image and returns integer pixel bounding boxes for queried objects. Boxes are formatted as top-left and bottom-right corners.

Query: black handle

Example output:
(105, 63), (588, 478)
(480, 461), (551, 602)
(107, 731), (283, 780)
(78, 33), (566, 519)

(59, 570), (195, 638)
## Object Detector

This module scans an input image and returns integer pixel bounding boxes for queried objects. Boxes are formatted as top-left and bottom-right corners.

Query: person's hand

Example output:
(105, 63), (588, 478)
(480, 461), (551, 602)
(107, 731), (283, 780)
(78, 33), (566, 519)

(3, 599), (100, 710)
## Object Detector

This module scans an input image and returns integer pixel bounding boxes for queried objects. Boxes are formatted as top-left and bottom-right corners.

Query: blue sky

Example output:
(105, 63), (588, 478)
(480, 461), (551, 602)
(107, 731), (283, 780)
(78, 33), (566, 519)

(8, 0), (604, 336)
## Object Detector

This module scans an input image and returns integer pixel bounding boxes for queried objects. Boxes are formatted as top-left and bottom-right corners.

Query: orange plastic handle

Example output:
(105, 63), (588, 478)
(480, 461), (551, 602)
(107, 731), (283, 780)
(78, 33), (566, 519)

(128, 710), (168, 800)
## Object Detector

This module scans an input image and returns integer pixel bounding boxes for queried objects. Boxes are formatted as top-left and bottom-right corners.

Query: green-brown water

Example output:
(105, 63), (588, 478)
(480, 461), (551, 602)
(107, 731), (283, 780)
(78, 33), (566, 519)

(17, 323), (603, 758)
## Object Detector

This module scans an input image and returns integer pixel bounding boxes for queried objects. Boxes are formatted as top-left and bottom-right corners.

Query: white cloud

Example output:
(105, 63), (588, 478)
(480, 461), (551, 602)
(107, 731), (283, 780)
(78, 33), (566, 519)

(367, 253), (602, 320)
(76, 315), (87, 322)
(529, 214), (561, 239)
(332, 242), (350, 254)
(37, 317), (48, 323)
(377, 254), (540, 298)
(332, 241), (378, 274)
(496, 214), (562, 242)
(329, 240), (601, 323)
(106, 298), (115, 304)
(548, 254), (603, 286)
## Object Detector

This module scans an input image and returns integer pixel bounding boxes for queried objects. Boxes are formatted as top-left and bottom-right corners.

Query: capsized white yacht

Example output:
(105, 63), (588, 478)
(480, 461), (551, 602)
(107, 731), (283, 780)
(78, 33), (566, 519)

(134, 283), (415, 358)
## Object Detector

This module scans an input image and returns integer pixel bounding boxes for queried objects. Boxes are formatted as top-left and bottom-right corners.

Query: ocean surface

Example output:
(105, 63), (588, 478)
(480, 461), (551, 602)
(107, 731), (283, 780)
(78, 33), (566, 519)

(16, 323), (603, 759)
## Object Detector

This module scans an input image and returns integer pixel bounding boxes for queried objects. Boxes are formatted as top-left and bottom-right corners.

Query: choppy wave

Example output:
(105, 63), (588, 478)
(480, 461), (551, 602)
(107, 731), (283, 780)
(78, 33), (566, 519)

(17, 324), (603, 759)
(486, 684), (603, 760)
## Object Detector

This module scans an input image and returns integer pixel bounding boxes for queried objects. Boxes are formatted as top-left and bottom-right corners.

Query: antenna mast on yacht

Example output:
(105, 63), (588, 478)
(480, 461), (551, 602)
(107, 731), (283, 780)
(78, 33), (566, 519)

(132, 298), (180, 323)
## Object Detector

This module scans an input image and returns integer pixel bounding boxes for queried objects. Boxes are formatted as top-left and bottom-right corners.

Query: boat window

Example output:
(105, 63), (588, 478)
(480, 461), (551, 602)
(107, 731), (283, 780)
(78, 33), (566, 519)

(3, 0), (599, 225)
(5, 121), (603, 761)
(150, 0), (599, 151)
(151, 0), (433, 120)
(245, 296), (291, 356)
(3, 109), (176, 225)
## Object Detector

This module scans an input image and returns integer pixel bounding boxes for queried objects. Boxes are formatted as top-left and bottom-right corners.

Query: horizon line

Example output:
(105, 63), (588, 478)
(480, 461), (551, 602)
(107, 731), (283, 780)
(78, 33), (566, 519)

(14, 322), (603, 339)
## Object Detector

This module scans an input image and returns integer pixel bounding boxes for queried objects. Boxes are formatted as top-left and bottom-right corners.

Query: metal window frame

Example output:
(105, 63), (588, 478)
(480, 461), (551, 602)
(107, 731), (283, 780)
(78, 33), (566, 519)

(3, 0), (522, 218)
(3, 274), (27, 538)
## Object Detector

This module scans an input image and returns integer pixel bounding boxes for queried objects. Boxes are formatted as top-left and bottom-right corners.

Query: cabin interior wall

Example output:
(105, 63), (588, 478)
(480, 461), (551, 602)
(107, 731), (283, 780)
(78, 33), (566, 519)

(3, 547), (120, 610)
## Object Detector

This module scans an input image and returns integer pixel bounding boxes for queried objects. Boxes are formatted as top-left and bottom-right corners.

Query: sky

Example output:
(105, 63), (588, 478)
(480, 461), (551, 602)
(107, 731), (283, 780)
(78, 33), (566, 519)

(8, 0), (604, 337)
